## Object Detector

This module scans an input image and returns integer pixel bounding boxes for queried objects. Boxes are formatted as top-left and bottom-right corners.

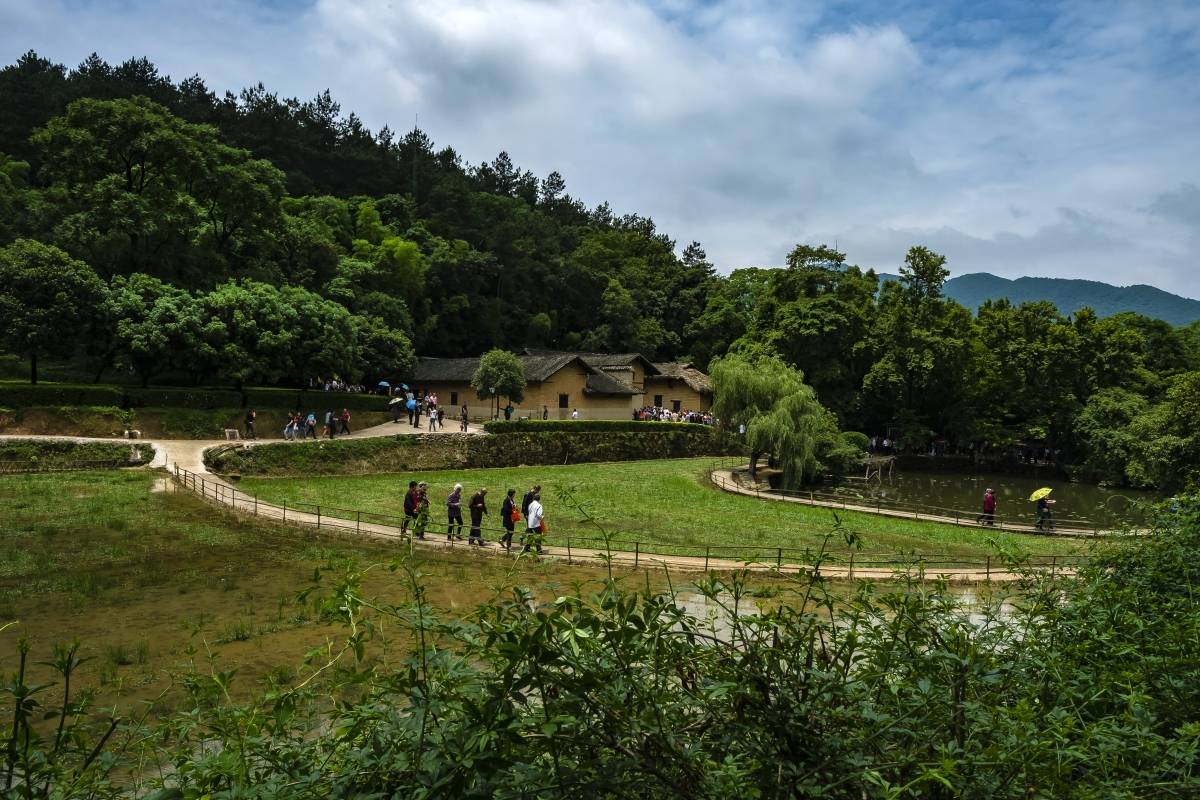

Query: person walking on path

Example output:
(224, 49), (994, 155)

(500, 488), (518, 551)
(446, 483), (465, 541)
(244, 408), (256, 440)
(468, 488), (489, 545)
(428, 406), (439, 432)
(570, 408), (579, 420)
(523, 491), (545, 554)
(412, 482), (430, 539)
(283, 412), (295, 440)
(542, 405), (548, 420)
(504, 402), (513, 421)
(324, 409), (336, 439)
(413, 399), (422, 429)
(402, 480), (418, 535)
(1035, 495), (1056, 531)
(304, 411), (318, 439)
(976, 488), (997, 526)
(460, 404), (469, 432)
(521, 484), (540, 518)
(339, 408), (351, 435)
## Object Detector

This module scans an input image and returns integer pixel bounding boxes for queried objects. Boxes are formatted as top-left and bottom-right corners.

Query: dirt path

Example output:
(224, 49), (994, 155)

(4, 430), (1069, 583)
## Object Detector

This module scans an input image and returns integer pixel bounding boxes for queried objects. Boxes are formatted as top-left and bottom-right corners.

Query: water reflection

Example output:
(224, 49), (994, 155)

(826, 470), (1156, 528)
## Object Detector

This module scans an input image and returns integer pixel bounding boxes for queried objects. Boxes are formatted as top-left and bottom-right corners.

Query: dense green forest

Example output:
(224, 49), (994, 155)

(1, 51), (1199, 488)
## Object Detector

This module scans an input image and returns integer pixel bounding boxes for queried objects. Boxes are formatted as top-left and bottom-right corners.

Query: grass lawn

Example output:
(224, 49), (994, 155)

(237, 457), (1091, 562)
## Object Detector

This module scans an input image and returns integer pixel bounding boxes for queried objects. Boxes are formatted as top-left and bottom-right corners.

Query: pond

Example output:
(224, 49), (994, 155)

(823, 469), (1158, 529)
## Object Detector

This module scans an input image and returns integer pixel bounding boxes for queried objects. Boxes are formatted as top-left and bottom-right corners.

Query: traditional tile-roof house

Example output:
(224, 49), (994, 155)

(407, 351), (645, 420)
(645, 362), (714, 414)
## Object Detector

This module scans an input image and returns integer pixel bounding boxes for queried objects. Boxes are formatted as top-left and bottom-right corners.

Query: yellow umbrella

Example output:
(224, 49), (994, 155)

(1029, 487), (1053, 501)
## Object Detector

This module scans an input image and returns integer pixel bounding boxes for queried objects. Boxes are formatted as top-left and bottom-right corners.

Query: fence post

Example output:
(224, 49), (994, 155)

(776, 547), (782, 567)
(1051, 555), (1057, 577)
(848, 550), (855, 580)
(254, 494), (258, 516)
(566, 536), (572, 564)
(317, 506), (321, 530)
(634, 541), (639, 568)
(705, 546), (710, 572)
(986, 556), (991, 581)
(357, 510), (361, 534)
(201, 478), (206, 498)
(282, 501), (286, 522)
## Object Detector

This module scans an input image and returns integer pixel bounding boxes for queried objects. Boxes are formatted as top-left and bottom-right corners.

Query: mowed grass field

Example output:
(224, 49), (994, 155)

(237, 457), (1090, 561)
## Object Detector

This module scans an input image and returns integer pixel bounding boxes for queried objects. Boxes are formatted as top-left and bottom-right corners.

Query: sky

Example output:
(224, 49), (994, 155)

(3, 0), (1200, 296)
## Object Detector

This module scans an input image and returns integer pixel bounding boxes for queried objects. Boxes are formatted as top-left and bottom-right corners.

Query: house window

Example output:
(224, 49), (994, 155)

(653, 394), (663, 407)
(672, 399), (682, 412)
(450, 391), (458, 406)
(558, 393), (569, 409)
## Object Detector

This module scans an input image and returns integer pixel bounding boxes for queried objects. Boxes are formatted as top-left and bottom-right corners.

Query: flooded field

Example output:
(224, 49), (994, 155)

(825, 469), (1159, 529)
(0, 470), (661, 715)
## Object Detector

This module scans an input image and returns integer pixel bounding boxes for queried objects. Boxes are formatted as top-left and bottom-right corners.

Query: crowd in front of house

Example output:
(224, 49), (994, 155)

(399, 479), (550, 553)
(634, 406), (714, 425)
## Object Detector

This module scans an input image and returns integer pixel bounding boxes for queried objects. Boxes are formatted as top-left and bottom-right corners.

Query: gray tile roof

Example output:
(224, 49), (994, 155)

(649, 362), (713, 394)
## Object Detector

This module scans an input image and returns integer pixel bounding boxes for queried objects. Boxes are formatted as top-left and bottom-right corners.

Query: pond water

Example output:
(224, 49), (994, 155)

(823, 469), (1158, 529)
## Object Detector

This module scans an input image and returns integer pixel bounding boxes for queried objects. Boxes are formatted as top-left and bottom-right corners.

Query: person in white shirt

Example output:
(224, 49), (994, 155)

(570, 408), (579, 420)
(523, 492), (544, 554)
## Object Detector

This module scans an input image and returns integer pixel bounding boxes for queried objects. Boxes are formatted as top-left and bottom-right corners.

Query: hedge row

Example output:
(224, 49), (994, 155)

(206, 428), (744, 476)
(0, 382), (124, 408)
(0, 382), (390, 412)
(483, 419), (714, 434)
(0, 439), (154, 468)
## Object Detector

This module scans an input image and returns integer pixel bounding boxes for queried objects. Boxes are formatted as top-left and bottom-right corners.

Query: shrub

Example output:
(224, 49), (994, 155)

(484, 419), (714, 434)
(125, 386), (243, 409)
(0, 381), (123, 408)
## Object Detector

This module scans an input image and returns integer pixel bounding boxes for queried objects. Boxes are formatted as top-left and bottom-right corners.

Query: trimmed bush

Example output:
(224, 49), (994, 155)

(0, 438), (153, 469)
(484, 419), (714, 434)
(125, 386), (243, 409)
(0, 382), (123, 408)
(243, 387), (304, 409)
(297, 390), (391, 412)
(207, 428), (742, 476)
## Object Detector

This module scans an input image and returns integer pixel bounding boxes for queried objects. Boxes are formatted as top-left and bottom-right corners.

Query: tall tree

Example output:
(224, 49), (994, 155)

(0, 239), (106, 383)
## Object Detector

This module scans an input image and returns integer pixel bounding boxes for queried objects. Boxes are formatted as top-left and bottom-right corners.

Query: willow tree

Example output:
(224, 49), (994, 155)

(710, 353), (835, 488)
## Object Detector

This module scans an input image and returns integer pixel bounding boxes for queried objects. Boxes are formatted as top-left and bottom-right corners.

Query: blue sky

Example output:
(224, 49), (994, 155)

(3, 0), (1199, 295)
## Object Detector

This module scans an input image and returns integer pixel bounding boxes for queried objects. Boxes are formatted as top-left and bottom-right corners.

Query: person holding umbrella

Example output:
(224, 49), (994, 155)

(1031, 487), (1055, 531)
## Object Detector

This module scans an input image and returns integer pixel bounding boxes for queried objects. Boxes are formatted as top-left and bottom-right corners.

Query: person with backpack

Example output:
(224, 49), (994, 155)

(468, 488), (488, 545)
(446, 483), (464, 541)
(244, 408), (256, 440)
(500, 488), (518, 551)
(402, 480), (418, 534)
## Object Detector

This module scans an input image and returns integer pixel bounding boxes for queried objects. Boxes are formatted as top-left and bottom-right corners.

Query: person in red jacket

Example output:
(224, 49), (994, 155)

(976, 488), (997, 526)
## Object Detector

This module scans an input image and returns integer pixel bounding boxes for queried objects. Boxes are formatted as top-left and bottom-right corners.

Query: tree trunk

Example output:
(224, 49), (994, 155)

(92, 360), (108, 384)
(29, 352), (37, 385)
(748, 450), (761, 479)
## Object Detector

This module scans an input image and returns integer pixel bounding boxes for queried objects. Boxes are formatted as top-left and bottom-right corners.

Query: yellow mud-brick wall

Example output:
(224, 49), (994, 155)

(643, 378), (712, 413)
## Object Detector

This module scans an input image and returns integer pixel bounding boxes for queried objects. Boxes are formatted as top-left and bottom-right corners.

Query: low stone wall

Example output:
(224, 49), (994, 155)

(205, 429), (743, 476)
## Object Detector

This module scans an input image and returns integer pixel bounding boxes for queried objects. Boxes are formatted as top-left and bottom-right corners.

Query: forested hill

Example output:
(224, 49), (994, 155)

(945, 273), (1200, 326)
(2, 50), (1200, 489)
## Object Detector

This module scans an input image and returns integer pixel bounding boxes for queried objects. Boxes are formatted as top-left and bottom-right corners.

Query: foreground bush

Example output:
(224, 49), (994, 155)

(4, 496), (1198, 797)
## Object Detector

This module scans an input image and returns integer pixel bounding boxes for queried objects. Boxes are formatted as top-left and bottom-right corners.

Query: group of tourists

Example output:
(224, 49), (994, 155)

(308, 376), (367, 393)
(277, 408), (351, 440)
(634, 406), (714, 425)
(400, 480), (548, 553)
(395, 390), (468, 432)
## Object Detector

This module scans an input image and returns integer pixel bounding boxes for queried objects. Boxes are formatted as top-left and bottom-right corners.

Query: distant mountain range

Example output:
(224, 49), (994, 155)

(878, 272), (1200, 326)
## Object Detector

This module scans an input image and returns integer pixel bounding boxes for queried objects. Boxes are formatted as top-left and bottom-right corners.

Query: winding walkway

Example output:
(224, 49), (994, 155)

(2, 427), (1074, 583)
(709, 470), (1118, 538)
